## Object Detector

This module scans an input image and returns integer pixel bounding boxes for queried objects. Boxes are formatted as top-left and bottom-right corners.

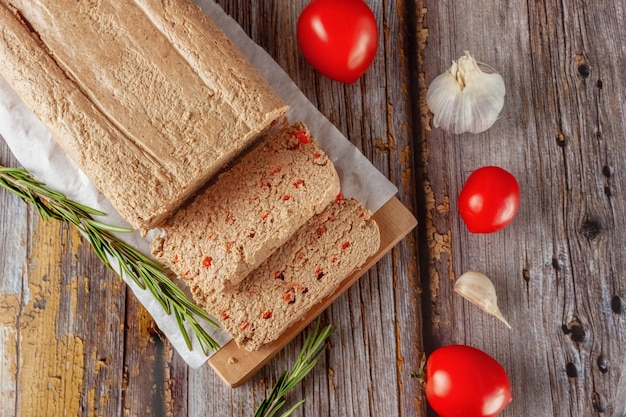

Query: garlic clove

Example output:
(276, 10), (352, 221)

(453, 270), (511, 329)
(426, 51), (505, 134)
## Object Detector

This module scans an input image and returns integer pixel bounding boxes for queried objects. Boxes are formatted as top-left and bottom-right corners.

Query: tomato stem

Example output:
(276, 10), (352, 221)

(410, 353), (427, 384)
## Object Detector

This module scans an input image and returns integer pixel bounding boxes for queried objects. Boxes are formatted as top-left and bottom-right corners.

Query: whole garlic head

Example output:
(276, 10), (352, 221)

(426, 51), (505, 134)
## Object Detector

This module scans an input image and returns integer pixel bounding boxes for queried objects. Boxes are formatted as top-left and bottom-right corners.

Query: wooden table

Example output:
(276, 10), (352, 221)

(1, 1), (625, 416)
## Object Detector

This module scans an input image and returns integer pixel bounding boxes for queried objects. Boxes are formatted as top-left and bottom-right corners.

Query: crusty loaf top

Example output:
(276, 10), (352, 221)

(0, 0), (288, 230)
(152, 121), (341, 292)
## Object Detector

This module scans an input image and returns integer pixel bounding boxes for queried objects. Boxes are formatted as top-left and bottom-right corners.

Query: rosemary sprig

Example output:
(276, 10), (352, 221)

(0, 166), (220, 354)
(255, 320), (335, 417)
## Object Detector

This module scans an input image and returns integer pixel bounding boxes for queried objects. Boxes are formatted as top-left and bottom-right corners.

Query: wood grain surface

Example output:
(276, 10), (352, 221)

(1, 1), (625, 416)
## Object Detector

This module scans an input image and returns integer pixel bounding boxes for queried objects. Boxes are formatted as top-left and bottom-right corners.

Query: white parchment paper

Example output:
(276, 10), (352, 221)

(0, 0), (397, 368)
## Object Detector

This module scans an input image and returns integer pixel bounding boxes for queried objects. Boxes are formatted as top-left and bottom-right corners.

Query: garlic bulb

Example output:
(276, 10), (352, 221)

(454, 270), (511, 329)
(426, 51), (505, 134)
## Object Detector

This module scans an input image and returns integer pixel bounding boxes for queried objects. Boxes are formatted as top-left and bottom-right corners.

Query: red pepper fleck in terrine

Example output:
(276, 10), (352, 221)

(172, 255), (179, 264)
(262, 310), (272, 319)
(293, 179), (305, 188)
(336, 192), (344, 201)
(202, 256), (213, 268)
(292, 129), (310, 144)
(283, 194), (291, 201)
(342, 241), (351, 250)
(315, 267), (325, 280)
(241, 322), (250, 331)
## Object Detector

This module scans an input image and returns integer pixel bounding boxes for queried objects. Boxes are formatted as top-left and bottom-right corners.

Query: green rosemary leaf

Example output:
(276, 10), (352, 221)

(64, 199), (108, 217)
(141, 262), (177, 286)
(83, 218), (133, 234)
(27, 182), (67, 201)
(280, 400), (306, 417)
(0, 180), (29, 201)
(266, 399), (287, 417)
(189, 318), (221, 353)
(255, 373), (288, 417)
(254, 320), (335, 417)
(53, 202), (83, 226)
(183, 301), (220, 326)
(84, 228), (111, 267)
(0, 165), (221, 354)
(108, 239), (139, 264)
(34, 203), (58, 222)
(174, 307), (193, 351)
(140, 269), (171, 313)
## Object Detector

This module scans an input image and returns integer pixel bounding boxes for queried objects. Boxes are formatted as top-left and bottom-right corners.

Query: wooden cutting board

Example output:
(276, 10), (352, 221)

(208, 196), (416, 387)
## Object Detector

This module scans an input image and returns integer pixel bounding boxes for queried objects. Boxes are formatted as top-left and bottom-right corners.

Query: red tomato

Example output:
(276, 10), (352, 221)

(425, 345), (512, 417)
(458, 166), (520, 233)
(297, 0), (378, 83)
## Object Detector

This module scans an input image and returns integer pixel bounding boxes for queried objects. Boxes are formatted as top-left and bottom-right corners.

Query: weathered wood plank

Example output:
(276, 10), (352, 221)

(419, 0), (626, 416)
(0, 136), (23, 417)
(0, 214), (126, 416)
(0, 139), (127, 417)
(71, 233), (127, 417)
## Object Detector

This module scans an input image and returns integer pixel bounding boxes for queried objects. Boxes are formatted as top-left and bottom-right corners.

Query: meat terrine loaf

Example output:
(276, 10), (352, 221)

(0, 0), (288, 231)
(191, 197), (381, 351)
(151, 121), (341, 292)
